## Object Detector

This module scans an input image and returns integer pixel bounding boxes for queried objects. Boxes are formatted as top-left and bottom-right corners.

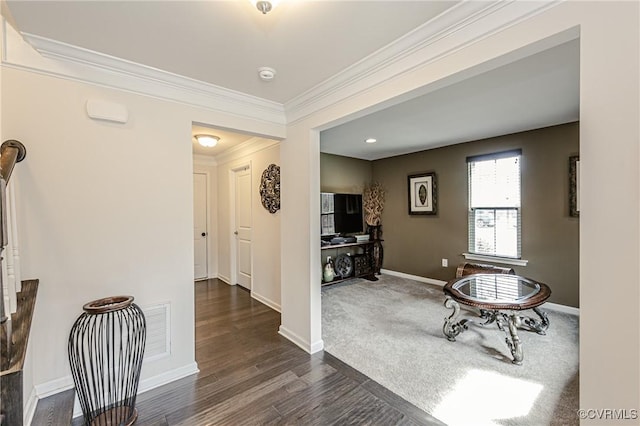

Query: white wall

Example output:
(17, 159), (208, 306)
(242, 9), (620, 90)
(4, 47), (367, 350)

(2, 0), (638, 418)
(193, 161), (218, 279)
(281, 0), (639, 413)
(216, 141), (281, 310)
(2, 65), (194, 388)
(0, 28), (38, 423)
(1, 65), (284, 408)
(279, 127), (321, 352)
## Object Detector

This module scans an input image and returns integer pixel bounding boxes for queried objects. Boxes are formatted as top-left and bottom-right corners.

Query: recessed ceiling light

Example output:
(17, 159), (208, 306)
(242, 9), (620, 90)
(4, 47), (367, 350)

(195, 135), (220, 148)
(365, 138), (377, 144)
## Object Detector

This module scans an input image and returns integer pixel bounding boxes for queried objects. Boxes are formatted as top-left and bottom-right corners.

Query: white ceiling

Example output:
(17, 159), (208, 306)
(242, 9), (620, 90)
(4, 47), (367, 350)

(191, 124), (256, 157)
(4, 1), (579, 161)
(5, 0), (457, 104)
(321, 39), (580, 160)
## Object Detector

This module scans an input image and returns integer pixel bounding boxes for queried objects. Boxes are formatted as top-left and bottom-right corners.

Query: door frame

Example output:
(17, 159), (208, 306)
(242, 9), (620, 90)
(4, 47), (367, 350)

(193, 171), (209, 280)
(229, 161), (252, 289)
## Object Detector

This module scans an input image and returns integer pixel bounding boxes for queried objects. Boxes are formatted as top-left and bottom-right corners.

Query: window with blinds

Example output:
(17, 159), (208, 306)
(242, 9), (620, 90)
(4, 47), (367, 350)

(467, 150), (521, 258)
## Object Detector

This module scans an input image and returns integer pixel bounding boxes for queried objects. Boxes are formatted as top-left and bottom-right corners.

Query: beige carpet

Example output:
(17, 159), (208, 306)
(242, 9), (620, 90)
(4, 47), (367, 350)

(322, 274), (579, 426)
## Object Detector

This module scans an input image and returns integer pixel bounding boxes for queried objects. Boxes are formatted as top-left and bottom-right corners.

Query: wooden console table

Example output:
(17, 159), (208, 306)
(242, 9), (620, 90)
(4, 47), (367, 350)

(321, 241), (378, 286)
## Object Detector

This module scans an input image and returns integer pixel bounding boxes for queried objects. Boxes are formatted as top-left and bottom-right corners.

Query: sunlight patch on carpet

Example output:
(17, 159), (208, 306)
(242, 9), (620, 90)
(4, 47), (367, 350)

(433, 369), (543, 425)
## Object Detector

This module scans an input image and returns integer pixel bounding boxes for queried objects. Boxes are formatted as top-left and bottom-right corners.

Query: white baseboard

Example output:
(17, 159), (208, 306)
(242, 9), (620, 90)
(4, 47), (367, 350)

(139, 362), (200, 394)
(278, 325), (324, 354)
(71, 361), (200, 418)
(544, 302), (579, 316)
(23, 387), (38, 426)
(310, 339), (324, 354)
(380, 269), (579, 316)
(380, 269), (447, 286)
(195, 273), (219, 282)
(32, 362), (200, 421)
(213, 278), (283, 314)
(251, 292), (281, 313)
(72, 393), (81, 418)
(34, 375), (74, 399)
(33, 376), (77, 420)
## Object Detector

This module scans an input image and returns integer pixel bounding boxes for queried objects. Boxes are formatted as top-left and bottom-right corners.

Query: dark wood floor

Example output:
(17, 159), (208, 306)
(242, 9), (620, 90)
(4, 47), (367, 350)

(41, 279), (442, 425)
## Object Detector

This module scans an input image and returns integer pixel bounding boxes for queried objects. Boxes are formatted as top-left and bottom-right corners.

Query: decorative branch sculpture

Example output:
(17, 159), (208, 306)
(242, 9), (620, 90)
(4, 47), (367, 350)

(363, 182), (385, 226)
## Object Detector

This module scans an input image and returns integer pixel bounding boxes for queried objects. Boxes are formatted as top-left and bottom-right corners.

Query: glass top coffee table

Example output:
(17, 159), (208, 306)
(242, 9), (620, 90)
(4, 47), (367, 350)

(442, 274), (551, 365)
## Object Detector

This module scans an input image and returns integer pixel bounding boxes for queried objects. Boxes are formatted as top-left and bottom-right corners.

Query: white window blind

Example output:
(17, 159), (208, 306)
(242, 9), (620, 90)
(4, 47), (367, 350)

(467, 150), (521, 258)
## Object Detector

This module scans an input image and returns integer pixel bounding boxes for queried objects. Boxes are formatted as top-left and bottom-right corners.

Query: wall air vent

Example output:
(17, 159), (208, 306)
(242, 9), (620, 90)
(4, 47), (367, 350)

(143, 303), (170, 362)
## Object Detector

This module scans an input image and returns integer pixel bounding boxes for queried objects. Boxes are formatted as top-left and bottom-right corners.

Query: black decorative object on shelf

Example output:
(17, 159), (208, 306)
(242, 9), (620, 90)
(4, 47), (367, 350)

(334, 253), (354, 278)
(368, 225), (384, 274)
(68, 296), (146, 426)
(260, 163), (280, 213)
(353, 254), (372, 276)
(569, 155), (579, 217)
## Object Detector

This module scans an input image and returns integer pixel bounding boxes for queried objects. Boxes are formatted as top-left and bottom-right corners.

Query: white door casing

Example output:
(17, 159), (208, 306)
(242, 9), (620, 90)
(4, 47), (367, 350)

(233, 166), (252, 290)
(193, 173), (208, 280)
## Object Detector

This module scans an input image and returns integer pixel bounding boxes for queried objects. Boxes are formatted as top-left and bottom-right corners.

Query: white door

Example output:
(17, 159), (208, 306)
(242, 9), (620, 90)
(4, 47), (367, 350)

(193, 173), (208, 280)
(235, 168), (252, 290)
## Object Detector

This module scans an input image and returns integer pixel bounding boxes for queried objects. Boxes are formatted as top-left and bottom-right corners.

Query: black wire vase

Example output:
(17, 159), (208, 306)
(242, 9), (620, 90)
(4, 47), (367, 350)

(68, 296), (146, 426)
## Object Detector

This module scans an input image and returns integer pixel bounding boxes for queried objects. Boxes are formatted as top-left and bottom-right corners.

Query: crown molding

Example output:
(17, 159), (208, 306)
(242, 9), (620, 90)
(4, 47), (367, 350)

(1, 22), (285, 127)
(3, 0), (562, 130)
(284, 0), (563, 124)
(214, 137), (280, 166)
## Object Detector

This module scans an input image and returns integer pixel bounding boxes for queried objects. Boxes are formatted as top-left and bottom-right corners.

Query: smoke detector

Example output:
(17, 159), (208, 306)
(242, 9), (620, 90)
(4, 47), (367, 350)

(258, 67), (276, 82)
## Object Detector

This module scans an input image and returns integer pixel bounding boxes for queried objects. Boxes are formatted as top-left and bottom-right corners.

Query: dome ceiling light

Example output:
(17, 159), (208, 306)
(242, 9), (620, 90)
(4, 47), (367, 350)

(251, 0), (280, 15)
(195, 134), (220, 148)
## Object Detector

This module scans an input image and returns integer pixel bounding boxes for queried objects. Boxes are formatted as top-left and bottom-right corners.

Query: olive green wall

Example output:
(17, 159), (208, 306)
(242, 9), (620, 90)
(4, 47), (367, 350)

(372, 122), (579, 307)
(320, 153), (372, 194)
(319, 123), (579, 307)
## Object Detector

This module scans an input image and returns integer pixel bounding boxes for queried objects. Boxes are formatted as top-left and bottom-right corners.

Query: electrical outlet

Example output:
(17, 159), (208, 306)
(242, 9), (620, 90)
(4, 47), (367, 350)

(442, 258), (448, 267)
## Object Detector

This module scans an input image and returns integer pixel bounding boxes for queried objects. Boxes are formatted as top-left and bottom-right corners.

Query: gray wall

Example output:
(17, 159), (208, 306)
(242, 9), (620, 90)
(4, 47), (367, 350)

(320, 153), (372, 194)
(372, 122), (579, 307)
(319, 153), (373, 271)
(320, 123), (580, 307)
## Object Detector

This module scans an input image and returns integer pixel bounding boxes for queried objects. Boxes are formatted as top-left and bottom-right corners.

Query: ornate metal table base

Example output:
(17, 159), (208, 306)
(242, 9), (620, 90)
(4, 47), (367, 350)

(443, 297), (550, 365)
(522, 307), (549, 335)
(443, 297), (470, 341)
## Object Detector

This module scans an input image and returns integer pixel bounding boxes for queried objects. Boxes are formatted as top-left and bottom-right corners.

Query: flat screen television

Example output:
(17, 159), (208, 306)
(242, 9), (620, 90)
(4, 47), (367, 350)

(321, 192), (363, 236)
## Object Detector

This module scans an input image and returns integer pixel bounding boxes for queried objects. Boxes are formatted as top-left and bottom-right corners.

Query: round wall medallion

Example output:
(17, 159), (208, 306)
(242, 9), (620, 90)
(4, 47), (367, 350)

(260, 163), (280, 213)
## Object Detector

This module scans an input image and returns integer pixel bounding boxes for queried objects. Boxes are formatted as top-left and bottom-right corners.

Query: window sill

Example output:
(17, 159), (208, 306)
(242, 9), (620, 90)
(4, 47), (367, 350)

(462, 253), (528, 267)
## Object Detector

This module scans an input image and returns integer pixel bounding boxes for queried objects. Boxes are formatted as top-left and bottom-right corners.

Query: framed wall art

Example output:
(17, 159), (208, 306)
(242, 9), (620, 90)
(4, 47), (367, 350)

(408, 172), (437, 215)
